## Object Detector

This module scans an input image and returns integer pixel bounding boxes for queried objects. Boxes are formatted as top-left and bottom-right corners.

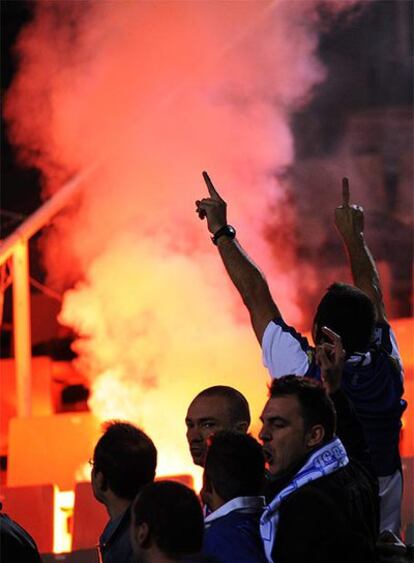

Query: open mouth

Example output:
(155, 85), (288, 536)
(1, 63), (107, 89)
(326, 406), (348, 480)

(190, 447), (205, 458)
(262, 448), (273, 464)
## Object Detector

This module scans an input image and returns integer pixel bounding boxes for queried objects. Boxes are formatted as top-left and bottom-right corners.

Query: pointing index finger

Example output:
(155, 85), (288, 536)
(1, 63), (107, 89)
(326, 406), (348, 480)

(202, 171), (221, 200)
(342, 177), (350, 207)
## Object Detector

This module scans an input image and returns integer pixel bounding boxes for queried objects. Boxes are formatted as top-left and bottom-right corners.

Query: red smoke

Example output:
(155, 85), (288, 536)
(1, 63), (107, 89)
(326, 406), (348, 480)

(4, 1), (359, 482)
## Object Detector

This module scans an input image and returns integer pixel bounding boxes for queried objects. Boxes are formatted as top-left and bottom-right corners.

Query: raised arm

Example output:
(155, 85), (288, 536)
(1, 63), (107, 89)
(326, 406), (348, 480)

(196, 171), (281, 343)
(334, 178), (386, 323)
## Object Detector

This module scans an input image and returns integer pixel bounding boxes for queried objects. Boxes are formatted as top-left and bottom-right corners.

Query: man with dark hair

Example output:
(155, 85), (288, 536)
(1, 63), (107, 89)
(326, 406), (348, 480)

(185, 385), (251, 467)
(91, 421), (157, 563)
(259, 374), (378, 563)
(131, 480), (205, 563)
(196, 173), (406, 534)
(313, 282), (376, 355)
(202, 431), (267, 563)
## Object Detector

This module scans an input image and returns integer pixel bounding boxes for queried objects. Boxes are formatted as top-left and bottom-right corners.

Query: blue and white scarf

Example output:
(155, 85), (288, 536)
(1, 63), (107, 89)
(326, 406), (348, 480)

(260, 437), (349, 563)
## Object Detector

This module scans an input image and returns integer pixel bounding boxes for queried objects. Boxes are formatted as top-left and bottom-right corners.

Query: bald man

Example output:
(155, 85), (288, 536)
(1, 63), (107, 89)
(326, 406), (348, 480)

(185, 385), (250, 467)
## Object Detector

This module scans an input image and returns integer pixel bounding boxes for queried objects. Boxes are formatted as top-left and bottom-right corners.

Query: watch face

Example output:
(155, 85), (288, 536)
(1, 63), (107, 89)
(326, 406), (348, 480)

(225, 225), (236, 238)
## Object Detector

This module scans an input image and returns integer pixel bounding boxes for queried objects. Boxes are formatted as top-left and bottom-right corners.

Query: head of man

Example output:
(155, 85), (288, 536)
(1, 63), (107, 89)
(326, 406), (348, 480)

(91, 421), (157, 510)
(259, 376), (336, 478)
(312, 282), (375, 356)
(202, 431), (264, 512)
(131, 480), (204, 563)
(185, 386), (250, 467)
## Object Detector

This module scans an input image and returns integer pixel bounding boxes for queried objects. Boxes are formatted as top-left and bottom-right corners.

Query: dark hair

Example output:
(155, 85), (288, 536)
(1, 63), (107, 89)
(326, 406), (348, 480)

(194, 386), (251, 427)
(313, 282), (375, 355)
(204, 431), (264, 502)
(93, 421), (157, 500)
(269, 376), (336, 442)
(132, 481), (203, 558)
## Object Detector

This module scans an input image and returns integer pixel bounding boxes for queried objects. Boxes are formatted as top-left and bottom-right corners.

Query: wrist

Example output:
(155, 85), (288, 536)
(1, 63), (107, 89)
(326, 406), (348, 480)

(212, 224), (236, 245)
(210, 223), (226, 235)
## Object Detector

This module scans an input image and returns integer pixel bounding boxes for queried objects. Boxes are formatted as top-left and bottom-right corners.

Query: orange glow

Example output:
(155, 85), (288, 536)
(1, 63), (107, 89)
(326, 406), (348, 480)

(392, 318), (414, 458)
(54, 490), (74, 554)
(75, 461), (91, 484)
(11, 240), (31, 417)
(7, 413), (102, 490)
(392, 317), (414, 367)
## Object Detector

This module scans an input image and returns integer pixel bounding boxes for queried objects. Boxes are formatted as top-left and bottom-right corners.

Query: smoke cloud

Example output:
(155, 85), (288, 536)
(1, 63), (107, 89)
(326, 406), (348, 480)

(5, 0), (359, 481)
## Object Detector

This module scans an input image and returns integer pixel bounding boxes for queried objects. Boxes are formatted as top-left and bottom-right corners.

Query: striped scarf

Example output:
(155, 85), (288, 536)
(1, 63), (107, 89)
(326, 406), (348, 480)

(260, 437), (349, 563)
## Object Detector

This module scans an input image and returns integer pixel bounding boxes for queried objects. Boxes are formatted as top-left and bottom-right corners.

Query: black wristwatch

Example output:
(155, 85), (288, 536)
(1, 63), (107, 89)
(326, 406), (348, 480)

(212, 225), (236, 245)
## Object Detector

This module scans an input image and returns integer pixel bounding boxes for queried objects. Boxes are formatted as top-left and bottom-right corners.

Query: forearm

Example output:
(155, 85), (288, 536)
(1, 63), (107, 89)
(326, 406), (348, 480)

(342, 233), (385, 321)
(216, 236), (281, 341)
(217, 237), (267, 304)
(335, 179), (386, 322)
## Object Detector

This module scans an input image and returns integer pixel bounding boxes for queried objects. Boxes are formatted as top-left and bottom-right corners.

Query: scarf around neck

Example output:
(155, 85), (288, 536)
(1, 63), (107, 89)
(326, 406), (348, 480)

(260, 437), (349, 563)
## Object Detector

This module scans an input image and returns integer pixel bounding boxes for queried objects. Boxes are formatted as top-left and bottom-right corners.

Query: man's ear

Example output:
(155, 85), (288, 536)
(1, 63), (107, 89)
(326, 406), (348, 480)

(234, 420), (249, 433)
(305, 424), (325, 448)
(135, 522), (150, 548)
(94, 470), (108, 493)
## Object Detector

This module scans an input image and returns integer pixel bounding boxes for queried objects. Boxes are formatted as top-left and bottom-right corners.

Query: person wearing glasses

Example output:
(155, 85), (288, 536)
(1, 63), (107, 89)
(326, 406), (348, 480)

(90, 421), (157, 563)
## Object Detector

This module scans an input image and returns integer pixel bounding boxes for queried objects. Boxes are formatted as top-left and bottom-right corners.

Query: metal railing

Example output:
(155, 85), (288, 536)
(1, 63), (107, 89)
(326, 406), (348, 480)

(0, 168), (93, 416)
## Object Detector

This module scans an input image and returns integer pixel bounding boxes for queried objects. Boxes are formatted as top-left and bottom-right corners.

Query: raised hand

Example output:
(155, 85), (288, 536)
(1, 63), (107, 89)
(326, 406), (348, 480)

(315, 326), (345, 394)
(334, 177), (364, 242)
(195, 171), (228, 235)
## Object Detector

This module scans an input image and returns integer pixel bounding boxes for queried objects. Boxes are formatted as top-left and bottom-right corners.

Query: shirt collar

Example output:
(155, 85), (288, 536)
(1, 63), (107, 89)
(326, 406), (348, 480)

(205, 496), (265, 526)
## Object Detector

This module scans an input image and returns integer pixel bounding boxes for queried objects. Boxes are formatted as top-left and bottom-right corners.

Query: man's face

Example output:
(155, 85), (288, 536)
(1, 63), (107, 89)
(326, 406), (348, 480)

(185, 395), (237, 467)
(90, 464), (105, 505)
(259, 395), (311, 477)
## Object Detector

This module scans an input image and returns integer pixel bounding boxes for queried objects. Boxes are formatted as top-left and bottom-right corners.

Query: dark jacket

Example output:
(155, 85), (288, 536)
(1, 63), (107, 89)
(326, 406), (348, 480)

(99, 506), (134, 563)
(270, 461), (378, 563)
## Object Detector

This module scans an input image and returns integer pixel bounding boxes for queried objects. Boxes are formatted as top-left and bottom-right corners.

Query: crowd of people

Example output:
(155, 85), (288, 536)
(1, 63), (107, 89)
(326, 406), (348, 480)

(1, 174), (408, 563)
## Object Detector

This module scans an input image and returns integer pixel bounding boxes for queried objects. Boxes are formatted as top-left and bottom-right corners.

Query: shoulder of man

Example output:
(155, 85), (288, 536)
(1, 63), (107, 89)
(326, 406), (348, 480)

(204, 510), (265, 560)
(100, 508), (133, 562)
(343, 320), (404, 396)
(262, 318), (320, 379)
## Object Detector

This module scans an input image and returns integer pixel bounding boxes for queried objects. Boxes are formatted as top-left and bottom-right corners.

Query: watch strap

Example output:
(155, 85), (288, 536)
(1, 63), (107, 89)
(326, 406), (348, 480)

(212, 225), (236, 245)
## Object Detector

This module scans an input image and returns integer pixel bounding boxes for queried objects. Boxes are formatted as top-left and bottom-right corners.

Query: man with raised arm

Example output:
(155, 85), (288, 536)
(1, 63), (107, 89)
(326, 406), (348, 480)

(196, 173), (406, 535)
